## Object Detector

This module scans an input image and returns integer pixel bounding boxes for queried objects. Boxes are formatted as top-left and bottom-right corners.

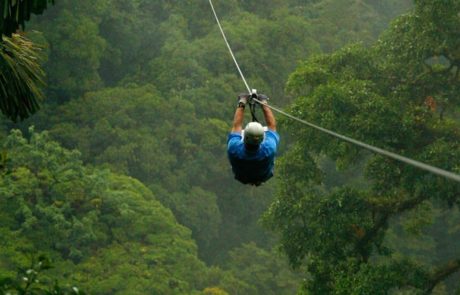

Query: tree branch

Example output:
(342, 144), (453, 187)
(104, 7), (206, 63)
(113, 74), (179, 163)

(393, 195), (430, 212)
(355, 194), (430, 261)
(424, 259), (460, 294)
(356, 211), (390, 262)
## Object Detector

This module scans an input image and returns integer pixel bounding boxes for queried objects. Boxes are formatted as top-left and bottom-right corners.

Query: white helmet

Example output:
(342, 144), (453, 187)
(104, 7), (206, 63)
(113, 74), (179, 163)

(244, 122), (265, 146)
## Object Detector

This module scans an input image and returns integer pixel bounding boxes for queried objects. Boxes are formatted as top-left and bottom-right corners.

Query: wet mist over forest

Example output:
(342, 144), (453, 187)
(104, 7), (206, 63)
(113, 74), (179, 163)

(1, 0), (460, 294)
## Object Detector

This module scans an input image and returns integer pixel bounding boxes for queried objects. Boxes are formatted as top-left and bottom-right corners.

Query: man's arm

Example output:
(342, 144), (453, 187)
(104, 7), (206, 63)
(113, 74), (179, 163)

(262, 104), (276, 131)
(232, 106), (245, 132)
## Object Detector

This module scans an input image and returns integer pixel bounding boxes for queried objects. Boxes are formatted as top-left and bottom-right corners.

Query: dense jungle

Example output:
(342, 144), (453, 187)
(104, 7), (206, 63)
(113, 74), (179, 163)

(0, 0), (459, 294)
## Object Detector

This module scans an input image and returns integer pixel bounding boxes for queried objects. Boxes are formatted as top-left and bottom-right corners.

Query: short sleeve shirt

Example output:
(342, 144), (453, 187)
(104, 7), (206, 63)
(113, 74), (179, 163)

(227, 130), (280, 183)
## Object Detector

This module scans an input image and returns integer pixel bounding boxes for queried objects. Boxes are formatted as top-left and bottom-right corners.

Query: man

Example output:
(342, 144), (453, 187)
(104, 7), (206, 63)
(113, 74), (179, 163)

(227, 93), (280, 185)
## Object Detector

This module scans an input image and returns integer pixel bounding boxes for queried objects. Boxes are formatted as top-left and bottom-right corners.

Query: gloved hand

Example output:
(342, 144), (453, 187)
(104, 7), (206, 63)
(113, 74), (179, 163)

(257, 94), (269, 105)
(237, 93), (250, 108)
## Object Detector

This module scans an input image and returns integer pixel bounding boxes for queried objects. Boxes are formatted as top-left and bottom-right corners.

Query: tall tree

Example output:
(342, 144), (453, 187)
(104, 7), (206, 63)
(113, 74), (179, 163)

(264, 0), (460, 293)
(0, 128), (241, 294)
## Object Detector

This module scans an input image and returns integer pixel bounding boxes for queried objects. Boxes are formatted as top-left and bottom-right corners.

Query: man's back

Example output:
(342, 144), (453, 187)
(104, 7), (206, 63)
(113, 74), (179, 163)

(227, 130), (280, 184)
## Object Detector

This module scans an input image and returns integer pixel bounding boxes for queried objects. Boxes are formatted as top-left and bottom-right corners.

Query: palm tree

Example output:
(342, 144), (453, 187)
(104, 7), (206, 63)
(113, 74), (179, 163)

(0, 33), (45, 122)
(1, 0), (54, 37)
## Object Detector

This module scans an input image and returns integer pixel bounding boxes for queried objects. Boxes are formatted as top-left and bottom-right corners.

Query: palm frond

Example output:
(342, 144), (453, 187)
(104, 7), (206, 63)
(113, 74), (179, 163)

(0, 33), (45, 122)
(1, 0), (55, 37)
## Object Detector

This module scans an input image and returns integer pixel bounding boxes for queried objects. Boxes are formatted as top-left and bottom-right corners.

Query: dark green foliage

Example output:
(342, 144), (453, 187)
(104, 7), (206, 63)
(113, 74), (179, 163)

(0, 255), (85, 295)
(34, 8), (107, 99)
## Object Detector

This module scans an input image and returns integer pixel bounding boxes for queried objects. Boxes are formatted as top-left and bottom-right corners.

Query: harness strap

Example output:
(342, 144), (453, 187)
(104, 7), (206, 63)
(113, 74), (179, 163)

(249, 101), (259, 122)
(249, 92), (259, 122)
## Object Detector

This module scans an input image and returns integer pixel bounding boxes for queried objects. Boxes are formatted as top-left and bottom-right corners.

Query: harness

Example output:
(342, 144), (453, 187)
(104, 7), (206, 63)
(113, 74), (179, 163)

(230, 154), (273, 185)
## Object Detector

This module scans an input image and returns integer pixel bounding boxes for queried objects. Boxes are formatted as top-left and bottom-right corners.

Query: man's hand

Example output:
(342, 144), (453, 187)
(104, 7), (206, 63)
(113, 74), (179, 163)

(259, 94), (275, 131)
(257, 94), (269, 105)
(237, 93), (250, 108)
(232, 95), (246, 132)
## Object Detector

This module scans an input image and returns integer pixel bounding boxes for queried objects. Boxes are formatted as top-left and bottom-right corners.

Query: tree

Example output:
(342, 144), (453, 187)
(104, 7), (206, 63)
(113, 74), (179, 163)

(39, 83), (243, 260)
(0, 128), (238, 294)
(223, 242), (302, 295)
(264, 1), (460, 293)
(302, 0), (413, 52)
(31, 5), (107, 100)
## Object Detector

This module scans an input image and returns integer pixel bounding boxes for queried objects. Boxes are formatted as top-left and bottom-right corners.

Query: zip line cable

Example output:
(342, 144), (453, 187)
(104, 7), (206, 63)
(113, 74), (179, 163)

(207, 0), (460, 183)
(208, 0), (252, 94)
(254, 101), (460, 183)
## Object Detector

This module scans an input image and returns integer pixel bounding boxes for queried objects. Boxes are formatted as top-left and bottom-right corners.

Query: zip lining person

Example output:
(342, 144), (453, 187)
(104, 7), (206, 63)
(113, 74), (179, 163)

(227, 93), (280, 186)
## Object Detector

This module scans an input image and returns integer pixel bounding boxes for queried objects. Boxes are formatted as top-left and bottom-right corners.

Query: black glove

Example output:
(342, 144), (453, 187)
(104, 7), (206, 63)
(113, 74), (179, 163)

(237, 93), (250, 108)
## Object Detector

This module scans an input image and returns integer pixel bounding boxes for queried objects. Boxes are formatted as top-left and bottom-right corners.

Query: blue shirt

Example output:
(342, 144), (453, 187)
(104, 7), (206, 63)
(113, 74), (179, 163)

(227, 130), (280, 184)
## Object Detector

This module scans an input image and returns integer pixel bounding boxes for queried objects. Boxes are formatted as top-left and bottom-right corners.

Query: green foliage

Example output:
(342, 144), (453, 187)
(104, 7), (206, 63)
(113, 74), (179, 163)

(297, 0), (413, 52)
(42, 84), (227, 253)
(203, 287), (229, 295)
(35, 9), (107, 99)
(332, 259), (429, 295)
(223, 243), (302, 295)
(36, 82), (278, 263)
(0, 129), (231, 294)
(265, 0), (460, 293)
(4, 0), (437, 293)
(142, 9), (320, 102)
(0, 255), (85, 295)
(24, 0), (329, 262)
(27, 0), (409, 101)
